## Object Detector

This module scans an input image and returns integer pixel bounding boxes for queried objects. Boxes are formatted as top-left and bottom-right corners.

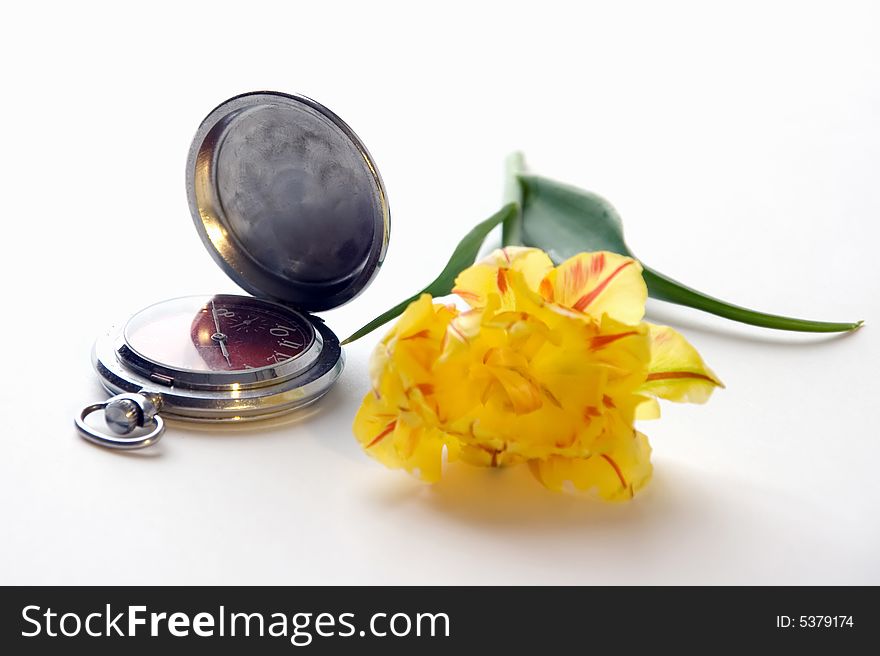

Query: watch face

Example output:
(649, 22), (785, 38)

(123, 295), (316, 374)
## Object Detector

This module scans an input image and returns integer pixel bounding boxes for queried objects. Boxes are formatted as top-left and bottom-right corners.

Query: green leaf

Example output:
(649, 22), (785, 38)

(518, 173), (862, 333)
(641, 267), (863, 333)
(519, 174), (633, 259)
(342, 203), (518, 344)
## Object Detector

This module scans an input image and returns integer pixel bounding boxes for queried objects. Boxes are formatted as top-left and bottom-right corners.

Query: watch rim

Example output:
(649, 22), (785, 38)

(92, 310), (344, 422)
(118, 294), (322, 390)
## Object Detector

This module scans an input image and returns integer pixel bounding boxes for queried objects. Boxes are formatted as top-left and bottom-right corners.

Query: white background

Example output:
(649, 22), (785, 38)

(1, 1), (878, 585)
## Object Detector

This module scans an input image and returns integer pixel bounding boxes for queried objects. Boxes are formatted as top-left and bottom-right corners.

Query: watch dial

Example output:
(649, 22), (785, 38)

(124, 295), (314, 373)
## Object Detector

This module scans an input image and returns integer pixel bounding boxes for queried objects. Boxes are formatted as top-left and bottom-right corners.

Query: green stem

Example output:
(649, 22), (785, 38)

(342, 294), (422, 345)
(343, 204), (518, 343)
(642, 266), (863, 333)
(501, 152), (525, 247)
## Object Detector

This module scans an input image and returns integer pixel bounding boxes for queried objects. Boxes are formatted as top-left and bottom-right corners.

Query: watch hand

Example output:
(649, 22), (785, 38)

(218, 337), (231, 367)
(210, 300), (223, 334)
(210, 300), (232, 368)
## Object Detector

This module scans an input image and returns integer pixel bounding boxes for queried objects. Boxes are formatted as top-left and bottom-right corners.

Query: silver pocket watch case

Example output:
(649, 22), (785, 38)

(77, 92), (390, 449)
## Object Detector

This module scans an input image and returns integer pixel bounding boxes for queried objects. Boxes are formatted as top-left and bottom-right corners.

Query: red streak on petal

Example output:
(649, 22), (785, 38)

(583, 406), (601, 420)
(573, 260), (634, 312)
(590, 252), (606, 276)
(367, 420), (397, 448)
(541, 385), (562, 408)
(602, 394), (616, 409)
(415, 383), (435, 395)
(590, 330), (638, 349)
(601, 454), (628, 488)
(646, 371), (717, 384)
(452, 288), (480, 302)
(501, 247), (512, 264)
(652, 330), (671, 344)
(497, 268), (509, 294)
(449, 321), (468, 343)
(569, 259), (587, 291)
(539, 278), (555, 301)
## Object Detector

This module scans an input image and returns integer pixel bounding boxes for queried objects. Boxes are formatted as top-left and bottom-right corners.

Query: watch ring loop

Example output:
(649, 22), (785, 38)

(75, 403), (165, 450)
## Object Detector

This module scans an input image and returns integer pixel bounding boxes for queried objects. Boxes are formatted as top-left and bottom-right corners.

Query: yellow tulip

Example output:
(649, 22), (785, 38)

(353, 247), (722, 500)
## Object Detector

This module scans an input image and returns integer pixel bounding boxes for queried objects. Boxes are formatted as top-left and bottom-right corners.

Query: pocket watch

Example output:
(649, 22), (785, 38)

(76, 91), (389, 449)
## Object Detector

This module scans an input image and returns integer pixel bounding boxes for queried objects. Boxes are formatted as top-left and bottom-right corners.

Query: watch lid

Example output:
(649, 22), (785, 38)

(186, 91), (390, 312)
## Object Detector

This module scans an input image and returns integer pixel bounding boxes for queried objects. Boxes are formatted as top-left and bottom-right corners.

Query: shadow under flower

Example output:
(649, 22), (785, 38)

(367, 458), (713, 536)
(360, 456), (861, 584)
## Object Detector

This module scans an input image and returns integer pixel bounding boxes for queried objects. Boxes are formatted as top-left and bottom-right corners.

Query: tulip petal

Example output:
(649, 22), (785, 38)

(485, 365), (544, 415)
(353, 392), (451, 483)
(541, 251), (647, 324)
(452, 246), (554, 309)
(530, 430), (653, 500)
(354, 244), (720, 502)
(640, 324), (723, 403)
(635, 396), (661, 420)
